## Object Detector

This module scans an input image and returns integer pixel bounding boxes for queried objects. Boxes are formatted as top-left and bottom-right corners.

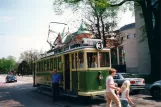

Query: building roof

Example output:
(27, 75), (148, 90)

(77, 22), (91, 35)
(120, 23), (135, 31)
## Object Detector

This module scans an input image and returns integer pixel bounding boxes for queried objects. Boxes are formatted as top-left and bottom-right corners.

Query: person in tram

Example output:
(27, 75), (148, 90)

(79, 59), (84, 68)
(91, 55), (97, 68)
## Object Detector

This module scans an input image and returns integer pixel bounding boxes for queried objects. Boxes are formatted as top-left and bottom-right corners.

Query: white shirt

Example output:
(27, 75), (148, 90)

(121, 89), (128, 100)
(106, 75), (115, 92)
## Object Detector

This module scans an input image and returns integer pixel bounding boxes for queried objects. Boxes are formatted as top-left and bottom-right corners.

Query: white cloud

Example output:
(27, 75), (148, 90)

(0, 16), (13, 22)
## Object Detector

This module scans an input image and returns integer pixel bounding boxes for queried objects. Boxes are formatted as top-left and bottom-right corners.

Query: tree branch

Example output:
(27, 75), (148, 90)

(110, 0), (135, 7)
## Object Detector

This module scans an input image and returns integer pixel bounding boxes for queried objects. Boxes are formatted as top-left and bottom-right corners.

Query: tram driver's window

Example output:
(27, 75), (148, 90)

(99, 52), (110, 67)
(78, 51), (84, 68)
(87, 52), (98, 68)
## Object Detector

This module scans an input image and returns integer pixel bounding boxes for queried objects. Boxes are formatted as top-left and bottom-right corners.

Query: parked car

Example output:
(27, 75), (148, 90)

(149, 80), (161, 99)
(6, 75), (17, 83)
(114, 73), (145, 93)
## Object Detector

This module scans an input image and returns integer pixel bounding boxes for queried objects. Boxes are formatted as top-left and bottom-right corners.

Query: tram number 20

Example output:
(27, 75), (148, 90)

(96, 42), (103, 50)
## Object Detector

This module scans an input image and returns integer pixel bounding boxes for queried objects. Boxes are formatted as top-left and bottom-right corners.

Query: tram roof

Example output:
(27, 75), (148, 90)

(38, 45), (110, 60)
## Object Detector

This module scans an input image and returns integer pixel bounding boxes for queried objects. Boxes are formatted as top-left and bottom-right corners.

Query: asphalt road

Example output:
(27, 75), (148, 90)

(0, 75), (161, 107)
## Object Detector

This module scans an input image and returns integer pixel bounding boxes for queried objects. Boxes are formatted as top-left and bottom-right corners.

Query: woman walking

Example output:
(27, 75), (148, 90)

(106, 68), (121, 107)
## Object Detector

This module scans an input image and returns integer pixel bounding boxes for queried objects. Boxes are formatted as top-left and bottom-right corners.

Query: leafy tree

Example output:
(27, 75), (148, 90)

(0, 56), (17, 74)
(53, 0), (120, 46)
(52, 0), (160, 82)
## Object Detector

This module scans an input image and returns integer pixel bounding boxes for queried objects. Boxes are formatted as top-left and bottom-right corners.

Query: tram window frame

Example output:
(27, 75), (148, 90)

(99, 52), (110, 67)
(87, 52), (98, 68)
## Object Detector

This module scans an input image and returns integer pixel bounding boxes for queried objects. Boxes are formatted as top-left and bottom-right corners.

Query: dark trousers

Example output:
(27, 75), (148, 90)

(52, 83), (59, 101)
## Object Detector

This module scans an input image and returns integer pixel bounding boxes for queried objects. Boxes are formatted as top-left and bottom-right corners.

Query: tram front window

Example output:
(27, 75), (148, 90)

(99, 52), (110, 67)
(87, 52), (98, 68)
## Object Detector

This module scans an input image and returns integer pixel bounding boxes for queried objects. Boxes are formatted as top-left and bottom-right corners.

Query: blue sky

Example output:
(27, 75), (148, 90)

(0, 0), (135, 61)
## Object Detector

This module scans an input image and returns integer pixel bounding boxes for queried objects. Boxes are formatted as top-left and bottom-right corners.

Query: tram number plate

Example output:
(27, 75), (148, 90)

(98, 86), (102, 89)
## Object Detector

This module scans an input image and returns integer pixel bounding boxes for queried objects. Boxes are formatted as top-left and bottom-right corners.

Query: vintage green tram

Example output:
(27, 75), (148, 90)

(34, 23), (112, 97)
(34, 39), (111, 97)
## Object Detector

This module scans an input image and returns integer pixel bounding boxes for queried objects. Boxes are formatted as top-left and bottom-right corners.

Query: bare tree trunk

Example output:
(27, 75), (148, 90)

(100, 15), (106, 47)
(96, 14), (101, 39)
(139, 1), (160, 82)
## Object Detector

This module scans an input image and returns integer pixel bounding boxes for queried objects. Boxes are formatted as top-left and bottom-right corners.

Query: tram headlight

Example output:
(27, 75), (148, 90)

(97, 71), (103, 86)
(99, 75), (103, 80)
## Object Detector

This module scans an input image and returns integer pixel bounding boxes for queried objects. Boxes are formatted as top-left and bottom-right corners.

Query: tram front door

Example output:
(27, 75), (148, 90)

(64, 54), (70, 90)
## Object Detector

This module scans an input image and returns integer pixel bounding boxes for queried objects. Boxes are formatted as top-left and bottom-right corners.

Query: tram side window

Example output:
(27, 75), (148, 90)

(75, 53), (77, 68)
(55, 58), (58, 69)
(58, 57), (62, 71)
(78, 52), (84, 68)
(42, 61), (44, 71)
(99, 52), (110, 67)
(53, 58), (55, 69)
(41, 61), (43, 71)
(42, 61), (44, 72)
(50, 58), (52, 70)
(87, 52), (98, 68)
(53, 58), (56, 69)
(72, 54), (74, 69)
(39, 62), (41, 72)
(44, 60), (47, 71)
(48, 59), (50, 71)
(37, 62), (39, 72)
(47, 59), (49, 71)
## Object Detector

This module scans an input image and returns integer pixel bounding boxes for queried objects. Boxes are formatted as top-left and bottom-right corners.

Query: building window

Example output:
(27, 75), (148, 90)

(127, 35), (130, 39)
(134, 34), (136, 38)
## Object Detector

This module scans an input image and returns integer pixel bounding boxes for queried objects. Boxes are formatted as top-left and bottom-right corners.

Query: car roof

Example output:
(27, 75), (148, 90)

(7, 74), (16, 76)
(116, 73), (131, 74)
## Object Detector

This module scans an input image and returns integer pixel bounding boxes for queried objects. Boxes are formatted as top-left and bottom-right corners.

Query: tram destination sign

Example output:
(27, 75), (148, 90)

(82, 38), (103, 46)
